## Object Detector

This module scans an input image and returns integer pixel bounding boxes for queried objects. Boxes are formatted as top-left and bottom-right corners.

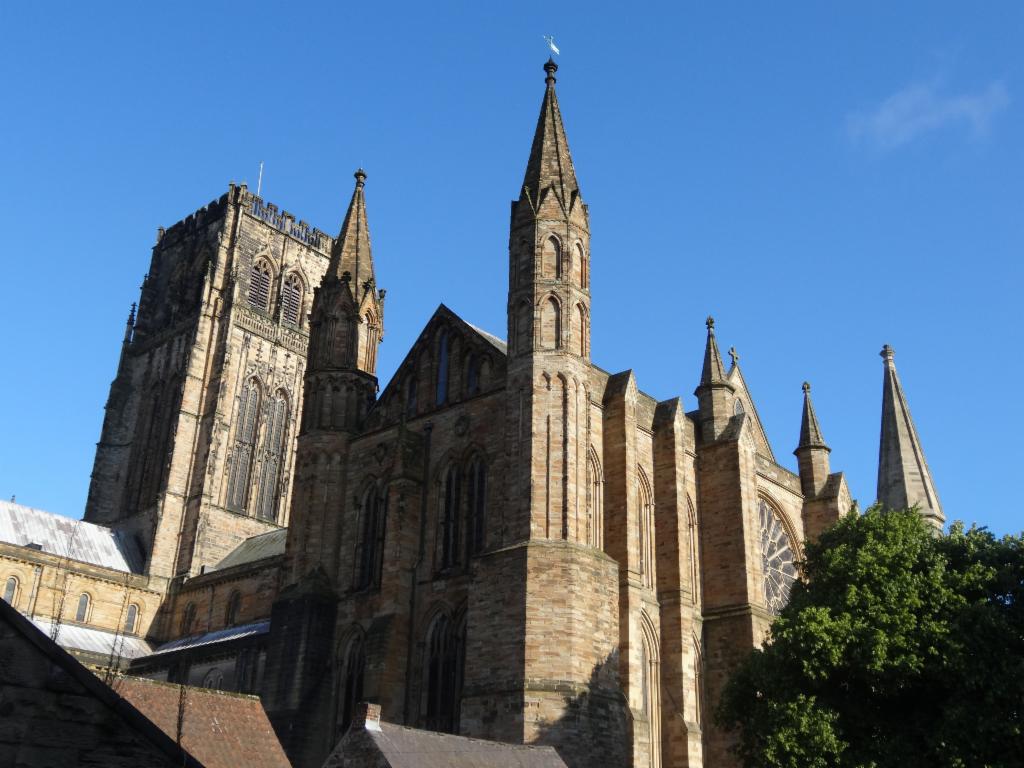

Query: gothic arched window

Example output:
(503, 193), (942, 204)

(439, 466), (461, 571)
(248, 259), (272, 311)
(759, 498), (798, 614)
(75, 593), (90, 623)
(3, 577), (17, 605)
(255, 390), (288, 522)
(575, 303), (588, 357)
(637, 468), (655, 589)
(339, 634), (366, 735)
(542, 236), (561, 280)
(125, 603), (139, 634)
(465, 353), (480, 397)
(355, 487), (386, 590)
(227, 378), (261, 512)
(687, 499), (700, 607)
(225, 591), (241, 626)
(587, 449), (604, 549)
(466, 457), (486, 558)
(577, 243), (588, 288)
(541, 297), (561, 349)
(281, 273), (302, 326)
(436, 330), (450, 405)
(424, 614), (465, 734)
(202, 668), (223, 689)
(181, 602), (197, 635)
(640, 617), (661, 768)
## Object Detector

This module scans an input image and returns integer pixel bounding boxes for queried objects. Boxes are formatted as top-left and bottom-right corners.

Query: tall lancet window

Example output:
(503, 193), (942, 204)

(687, 499), (700, 607)
(424, 614), (465, 734)
(587, 449), (604, 549)
(436, 330), (450, 405)
(255, 389), (288, 521)
(439, 465), (461, 570)
(227, 378), (261, 512)
(541, 297), (561, 349)
(542, 236), (561, 279)
(338, 633), (366, 736)
(248, 259), (272, 311)
(466, 456), (487, 557)
(355, 487), (386, 590)
(281, 273), (302, 326)
(637, 468), (655, 589)
(641, 617), (662, 768)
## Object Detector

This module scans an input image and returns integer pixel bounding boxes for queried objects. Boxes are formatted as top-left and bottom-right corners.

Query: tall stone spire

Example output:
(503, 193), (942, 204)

(795, 382), (831, 498)
(877, 345), (944, 529)
(695, 316), (735, 442)
(699, 316), (728, 386)
(519, 58), (581, 215)
(327, 169), (375, 292)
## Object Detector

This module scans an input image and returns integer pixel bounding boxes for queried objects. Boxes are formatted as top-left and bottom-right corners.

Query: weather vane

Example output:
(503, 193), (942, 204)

(543, 35), (560, 56)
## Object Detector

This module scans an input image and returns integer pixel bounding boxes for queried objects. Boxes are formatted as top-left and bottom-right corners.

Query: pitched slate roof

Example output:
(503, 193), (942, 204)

(30, 616), (153, 659)
(0, 499), (143, 572)
(211, 527), (287, 571)
(149, 619), (270, 656)
(323, 704), (566, 768)
(113, 676), (291, 768)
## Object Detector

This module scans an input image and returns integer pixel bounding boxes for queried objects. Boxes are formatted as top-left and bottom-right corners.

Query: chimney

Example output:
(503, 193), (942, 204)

(352, 702), (381, 732)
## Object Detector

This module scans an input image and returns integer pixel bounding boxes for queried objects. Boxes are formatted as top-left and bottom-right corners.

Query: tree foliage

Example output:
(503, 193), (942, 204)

(718, 506), (1024, 767)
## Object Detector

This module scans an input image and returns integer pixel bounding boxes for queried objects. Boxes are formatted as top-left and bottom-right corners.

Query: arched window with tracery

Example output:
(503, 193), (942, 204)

(227, 378), (261, 512)
(637, 468), (655, 589)
(640, 616), (662, 768)
(436, 330), (449, 405)
(255, 389), (288, 521)
(338, 633), (366, 735)
(758, 497), (799, 614)
(281, 273), (302, 326)
(355, 486), (386, 590)
(424, 613), (464, 734)
(248, 258), (272, 311)
(541, 297), (561, 349)
(438, 465), (461, 571)
(75, 593), (90, 623)
(3, 577), (17, 606)
(225, 591), (242, 626)
(586, 449), (604, 549)
(541, 236), (561, 280)
(466, 456), (486, 558)
(125, 603), (140, 634)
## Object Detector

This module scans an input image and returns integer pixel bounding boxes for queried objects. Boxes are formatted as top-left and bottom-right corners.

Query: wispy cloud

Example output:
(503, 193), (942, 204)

(848, 80), (1009, 149)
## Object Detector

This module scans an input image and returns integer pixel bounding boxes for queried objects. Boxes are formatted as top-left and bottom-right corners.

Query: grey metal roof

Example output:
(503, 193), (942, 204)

(30, 616), (153, 659)
(212, 528), (287, 571)
(149, 620), (271, 656)
(466, 322), (508, 355)
(0, 500), (142, 573)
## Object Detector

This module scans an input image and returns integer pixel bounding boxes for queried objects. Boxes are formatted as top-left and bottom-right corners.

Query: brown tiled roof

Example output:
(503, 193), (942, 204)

(113, 676), (291, 768)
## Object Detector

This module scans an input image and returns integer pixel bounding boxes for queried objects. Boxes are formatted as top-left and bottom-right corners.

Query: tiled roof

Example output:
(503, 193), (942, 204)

(113, 676), (291, 768)
(150, 620), (270, 656)
(0, 499), (143, 572)
(30, 616), (153, 659)
(212, 527), (287, 571)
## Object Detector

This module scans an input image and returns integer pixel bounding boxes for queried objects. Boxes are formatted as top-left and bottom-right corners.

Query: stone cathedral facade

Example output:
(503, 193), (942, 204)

(0, 60), (946, 768)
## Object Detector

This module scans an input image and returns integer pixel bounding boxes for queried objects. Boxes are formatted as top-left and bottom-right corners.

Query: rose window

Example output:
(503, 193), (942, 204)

(758, 499), (798, 614)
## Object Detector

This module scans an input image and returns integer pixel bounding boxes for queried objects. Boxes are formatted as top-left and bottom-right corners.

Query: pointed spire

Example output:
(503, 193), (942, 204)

(123, 302), (136, 344)
(699, 316), (728, 387)
(327, 169), (374, 292)
(520, 58), (580, 211)
(877, 345), (944, 529)
(798, 382), (827, 449)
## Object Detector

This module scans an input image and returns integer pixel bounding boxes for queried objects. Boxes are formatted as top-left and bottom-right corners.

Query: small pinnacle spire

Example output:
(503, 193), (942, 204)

(699, 316), (728, 386)
(877, 345), (944, 529)
(798, 381), (827, 449)
(520, 58), (580, 212)
(328, 169), (375, 289)
(123, 302), (137, 343)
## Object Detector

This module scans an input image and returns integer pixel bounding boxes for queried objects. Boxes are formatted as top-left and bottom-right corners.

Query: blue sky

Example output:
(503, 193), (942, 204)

(0, 3), (1021, 535)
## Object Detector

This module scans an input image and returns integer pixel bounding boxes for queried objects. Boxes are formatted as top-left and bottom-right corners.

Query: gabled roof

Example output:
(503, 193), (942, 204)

(0, 499), (143, 573)
(726, 363), (777, 462)
(113, 676), (291, 768)
(212, 527), (287, 571)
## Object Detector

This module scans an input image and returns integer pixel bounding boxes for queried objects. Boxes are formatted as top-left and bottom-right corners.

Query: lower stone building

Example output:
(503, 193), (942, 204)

(0, 59), (946, 768)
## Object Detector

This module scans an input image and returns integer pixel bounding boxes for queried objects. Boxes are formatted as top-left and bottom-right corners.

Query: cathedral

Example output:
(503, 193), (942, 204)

(0, 59), (944, 768)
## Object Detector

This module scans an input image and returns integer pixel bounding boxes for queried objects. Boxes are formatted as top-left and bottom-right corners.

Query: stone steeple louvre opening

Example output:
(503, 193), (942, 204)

(328, 168), (375, 293)
(797, 381), (829, 450)
(877, 344), (944, 529)
(697, 316), (730, 389)
(520, 58), (581, 213)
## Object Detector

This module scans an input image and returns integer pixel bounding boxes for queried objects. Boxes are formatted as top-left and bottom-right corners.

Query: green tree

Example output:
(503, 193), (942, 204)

(718, 506), (1024, 768)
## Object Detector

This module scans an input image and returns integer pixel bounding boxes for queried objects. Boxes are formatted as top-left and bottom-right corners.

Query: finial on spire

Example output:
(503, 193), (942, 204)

(802, 381), (810, 394)
(354, 168), (367, 187)
(544, 57), (558, 85)
(880, 344), (894, 361)
(706, 315), (715, 331)
(128, 302), (137, 326)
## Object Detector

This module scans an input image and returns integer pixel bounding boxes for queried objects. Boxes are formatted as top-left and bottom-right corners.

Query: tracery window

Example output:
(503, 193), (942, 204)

(424, 614), (464, 734)
(75, 593), (90, 623)
(225, 591), (241, 626)
(3, 577), (17, 605)
(125, 603), (139, 634)
(227, 378), (261, 512)
(355, 488), (386, 590)
(758, 498), (798, 614)
(466, 457), (486, 557)
(248, 259), (272, 311)
(734, 398), (745, 416)
(339, 634), (366, 735)
(439, 466), (461, 570)
(255, 390), (288, 521)
(281, 273), (302, 325)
